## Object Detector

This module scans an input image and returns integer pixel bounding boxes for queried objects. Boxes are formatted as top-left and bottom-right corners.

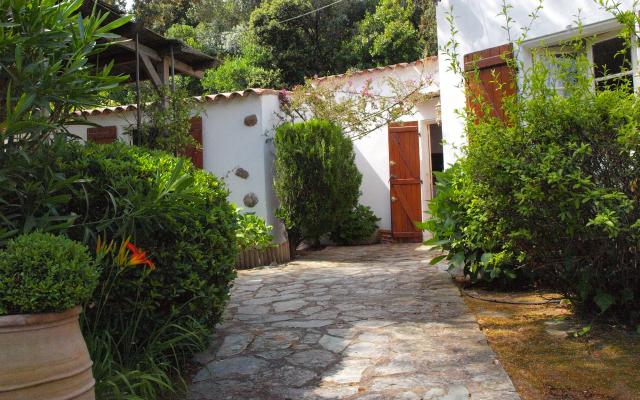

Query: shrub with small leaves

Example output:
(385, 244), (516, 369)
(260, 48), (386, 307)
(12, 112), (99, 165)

(0, 232), (97, 315)
(331, 205), (380, 245)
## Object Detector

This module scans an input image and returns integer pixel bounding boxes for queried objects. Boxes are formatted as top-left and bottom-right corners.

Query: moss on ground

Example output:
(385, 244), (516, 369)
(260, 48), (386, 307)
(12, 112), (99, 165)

(462, 289), (640, 400)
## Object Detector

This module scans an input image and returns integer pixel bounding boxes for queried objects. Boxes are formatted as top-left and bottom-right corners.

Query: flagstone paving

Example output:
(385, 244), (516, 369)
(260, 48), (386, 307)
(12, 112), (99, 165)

(188, 244), (520, 400)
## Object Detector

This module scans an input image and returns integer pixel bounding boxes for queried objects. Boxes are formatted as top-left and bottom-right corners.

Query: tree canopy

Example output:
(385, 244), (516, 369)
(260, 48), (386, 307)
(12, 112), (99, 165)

(106, 0), (437, 97)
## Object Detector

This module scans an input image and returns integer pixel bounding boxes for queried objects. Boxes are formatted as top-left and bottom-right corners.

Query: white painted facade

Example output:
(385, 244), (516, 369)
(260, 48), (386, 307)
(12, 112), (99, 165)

(69, 59), (442, 240)
(66, 90), (287, 243)
(436, 0), (636, 166)
(315, 59), (440, 232)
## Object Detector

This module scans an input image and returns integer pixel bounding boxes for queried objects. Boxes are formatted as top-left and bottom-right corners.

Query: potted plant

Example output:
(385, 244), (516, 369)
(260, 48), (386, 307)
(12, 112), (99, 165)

(0, 232), (99, 399)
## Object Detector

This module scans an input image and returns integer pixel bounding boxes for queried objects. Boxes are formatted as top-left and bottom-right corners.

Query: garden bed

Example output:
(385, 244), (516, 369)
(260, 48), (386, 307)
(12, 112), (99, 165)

(462, 288), (640, 400)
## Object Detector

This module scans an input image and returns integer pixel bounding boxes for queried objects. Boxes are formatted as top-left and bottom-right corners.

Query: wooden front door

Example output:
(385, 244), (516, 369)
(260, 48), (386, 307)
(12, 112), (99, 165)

(388, 121), (423, 243)
(182, 117), (203, 168)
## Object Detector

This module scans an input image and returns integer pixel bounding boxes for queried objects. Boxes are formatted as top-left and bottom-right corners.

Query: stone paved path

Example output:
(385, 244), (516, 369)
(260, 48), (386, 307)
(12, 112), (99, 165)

(188, 244), (520, 400)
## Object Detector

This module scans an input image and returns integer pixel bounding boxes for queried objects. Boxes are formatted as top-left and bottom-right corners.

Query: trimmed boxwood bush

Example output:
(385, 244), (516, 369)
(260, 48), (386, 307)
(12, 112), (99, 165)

(0, 232), (97, 315)
(331, 205), (380, 245)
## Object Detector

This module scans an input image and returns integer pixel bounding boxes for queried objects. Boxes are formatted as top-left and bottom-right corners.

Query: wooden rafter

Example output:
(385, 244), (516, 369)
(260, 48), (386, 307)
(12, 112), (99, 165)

(113, 38), (204, 80)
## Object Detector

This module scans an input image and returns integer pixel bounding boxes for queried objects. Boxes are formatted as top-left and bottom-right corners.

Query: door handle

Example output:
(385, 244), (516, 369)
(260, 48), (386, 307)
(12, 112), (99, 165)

(389, 160), (396, 167)
(391, 196), (397, 202)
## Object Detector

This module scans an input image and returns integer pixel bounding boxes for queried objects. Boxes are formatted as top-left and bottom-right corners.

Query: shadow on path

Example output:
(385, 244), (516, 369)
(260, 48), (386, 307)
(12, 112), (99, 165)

(188, 244), (519, 400)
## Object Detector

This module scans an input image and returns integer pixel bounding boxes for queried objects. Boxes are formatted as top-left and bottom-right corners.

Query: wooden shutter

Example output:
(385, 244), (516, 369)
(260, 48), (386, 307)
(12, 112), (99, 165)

(464, 44), (515, 122)
(183, 117), (203, 169)
(87, 126), (117, 144)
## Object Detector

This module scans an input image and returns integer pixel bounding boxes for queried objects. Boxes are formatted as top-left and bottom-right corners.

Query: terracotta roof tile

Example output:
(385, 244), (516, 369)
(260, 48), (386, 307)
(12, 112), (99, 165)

(73, 88), (280, 117)
(313, 57), (438, 83)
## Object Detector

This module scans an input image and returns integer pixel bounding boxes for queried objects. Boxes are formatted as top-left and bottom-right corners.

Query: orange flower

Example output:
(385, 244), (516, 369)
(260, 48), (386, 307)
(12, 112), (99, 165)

(126, 242), (155, 270)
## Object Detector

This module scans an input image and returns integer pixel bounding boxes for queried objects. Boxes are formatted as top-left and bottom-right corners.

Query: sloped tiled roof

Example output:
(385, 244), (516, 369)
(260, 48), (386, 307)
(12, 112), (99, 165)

(313, 57), (438, 83)
(73, 88), (280, 117)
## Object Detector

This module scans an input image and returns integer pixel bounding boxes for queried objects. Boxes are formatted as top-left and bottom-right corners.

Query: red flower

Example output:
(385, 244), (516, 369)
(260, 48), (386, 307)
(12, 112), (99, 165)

(126, 242), (155, 270)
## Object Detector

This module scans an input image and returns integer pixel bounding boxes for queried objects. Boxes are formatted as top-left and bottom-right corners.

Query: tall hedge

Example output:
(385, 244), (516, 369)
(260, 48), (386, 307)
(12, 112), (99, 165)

(274, 119), (361, 247)
(425, 48), (640, 323)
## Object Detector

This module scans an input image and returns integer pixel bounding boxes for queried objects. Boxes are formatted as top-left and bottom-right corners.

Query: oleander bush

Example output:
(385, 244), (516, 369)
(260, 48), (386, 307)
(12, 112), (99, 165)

(274, 119), (362, 249)
(331, 204), (380, 245)
(424, 44), (640, 323)
(0, 232), (97, 315)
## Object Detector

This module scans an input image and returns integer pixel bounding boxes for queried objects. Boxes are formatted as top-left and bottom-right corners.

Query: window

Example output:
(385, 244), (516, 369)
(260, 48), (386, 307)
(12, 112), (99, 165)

(540, 46), (579, 96)
(591, 36), (633, 92)
(537, 32), (636, 94)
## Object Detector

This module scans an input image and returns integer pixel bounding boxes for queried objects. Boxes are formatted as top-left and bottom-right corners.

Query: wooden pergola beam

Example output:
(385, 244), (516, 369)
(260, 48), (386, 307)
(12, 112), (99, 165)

(113, 38), (203, 80)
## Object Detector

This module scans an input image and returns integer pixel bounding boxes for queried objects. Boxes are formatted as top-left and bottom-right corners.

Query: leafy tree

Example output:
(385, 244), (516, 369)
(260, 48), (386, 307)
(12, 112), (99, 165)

(274, 119), (361, 249)
(129, 86), (201, 153)
(249, 0), (372, 85)
(202, 56), (282, 92)
(100, 0), (127, 13)
(346, 0), (422, 68)
(414, 0), (438, 56)
(131, 0), (194, 32)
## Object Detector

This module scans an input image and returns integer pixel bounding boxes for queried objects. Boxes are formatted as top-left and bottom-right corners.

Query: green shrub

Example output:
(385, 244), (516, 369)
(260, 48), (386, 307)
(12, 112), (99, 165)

(56, 142), (238, 332)
(331, 205), (380, 245)
(0, 140), (237, 334)
(84, 238), (209, 399)
(274, 119), (362, 248)
(236, 212), (275, 250)
(424, 43), (640, 323)
(0, 232), (97, 315)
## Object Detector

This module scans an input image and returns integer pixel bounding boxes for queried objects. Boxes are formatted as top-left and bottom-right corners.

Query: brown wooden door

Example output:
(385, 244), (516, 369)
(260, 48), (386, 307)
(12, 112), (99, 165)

(183, 117), (203, 168)
(464, 43), (515, 123)
(388, 121), (423, 243)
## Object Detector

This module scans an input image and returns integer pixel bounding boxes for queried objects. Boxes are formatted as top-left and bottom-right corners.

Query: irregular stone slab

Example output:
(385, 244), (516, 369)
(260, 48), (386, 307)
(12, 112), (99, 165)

(286, 349), (336, 369)
(193, 356), (268, 381)
(345, 341), (389, 358)
(261, 365), (317, 388)
(319, 334), (349, 353)
(215, 333), (254, 358)
(273, 298), (308, 313)
(271, 319), (334, 329)
(251, 330), (299, 351)
(323, 358), (371, 384)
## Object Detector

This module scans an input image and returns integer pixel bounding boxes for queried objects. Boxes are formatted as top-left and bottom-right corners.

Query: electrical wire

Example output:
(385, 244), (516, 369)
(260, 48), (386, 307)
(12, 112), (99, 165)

(277, 0), (346, 24)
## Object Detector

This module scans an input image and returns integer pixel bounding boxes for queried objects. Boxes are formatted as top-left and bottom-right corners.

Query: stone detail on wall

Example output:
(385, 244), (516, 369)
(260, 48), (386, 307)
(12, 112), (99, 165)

(244, 114), (258, 127)
(243, 192), (259, 208)
(235, 167), (250, 179)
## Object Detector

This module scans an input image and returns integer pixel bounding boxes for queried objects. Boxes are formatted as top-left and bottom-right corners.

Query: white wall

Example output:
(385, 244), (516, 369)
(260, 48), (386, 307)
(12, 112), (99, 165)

(324, 60), (440, 231)
(66, 112), (135, 143)
(436, 0), (633, 166)
(65, 93), (286, 243)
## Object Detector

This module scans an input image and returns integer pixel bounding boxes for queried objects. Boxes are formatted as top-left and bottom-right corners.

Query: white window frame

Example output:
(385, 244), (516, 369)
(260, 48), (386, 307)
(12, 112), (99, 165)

(586, 31), (638, 91)
(522, 18), (640, 92)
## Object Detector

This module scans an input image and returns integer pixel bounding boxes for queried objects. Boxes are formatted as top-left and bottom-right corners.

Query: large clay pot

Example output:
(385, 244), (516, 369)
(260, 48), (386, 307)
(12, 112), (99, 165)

(0, 306), (95, 400)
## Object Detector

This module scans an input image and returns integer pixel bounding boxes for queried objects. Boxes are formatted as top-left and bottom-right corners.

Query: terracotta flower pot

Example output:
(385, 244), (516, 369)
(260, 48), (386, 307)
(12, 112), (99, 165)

(0, 306), (95, 400)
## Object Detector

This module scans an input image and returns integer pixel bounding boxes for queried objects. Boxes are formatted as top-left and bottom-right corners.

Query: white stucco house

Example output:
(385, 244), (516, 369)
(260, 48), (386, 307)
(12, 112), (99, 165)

(69, 59), (443, 245)
(313, 58), (441, 243)
(68, 89), (290, 259)
(436, 0), (638, 165)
